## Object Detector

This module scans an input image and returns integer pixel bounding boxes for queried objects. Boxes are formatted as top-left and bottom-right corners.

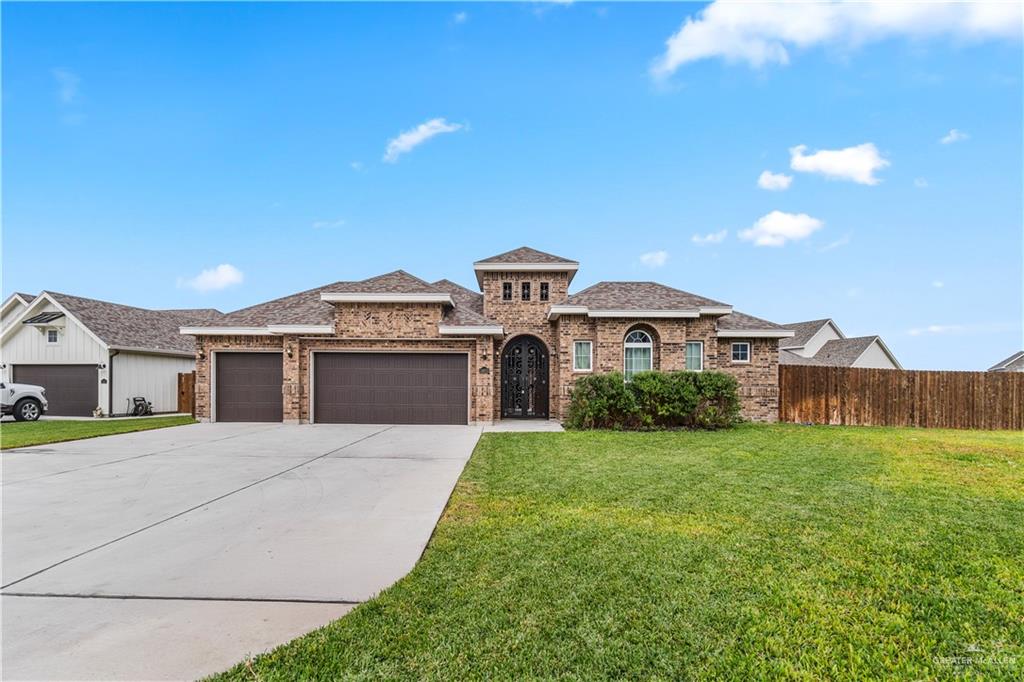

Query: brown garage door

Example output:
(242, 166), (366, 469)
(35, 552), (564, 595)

(215, 353), (283, 422)
(314, 353), (468, 425)
(13, 364), (98, 417)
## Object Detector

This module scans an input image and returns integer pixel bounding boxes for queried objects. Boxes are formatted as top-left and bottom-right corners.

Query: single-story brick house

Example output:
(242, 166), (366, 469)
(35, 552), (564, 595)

(180, 247), (793, 425)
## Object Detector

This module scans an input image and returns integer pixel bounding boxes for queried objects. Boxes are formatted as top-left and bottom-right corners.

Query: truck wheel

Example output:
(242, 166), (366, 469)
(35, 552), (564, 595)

(13, 398), (42, 422)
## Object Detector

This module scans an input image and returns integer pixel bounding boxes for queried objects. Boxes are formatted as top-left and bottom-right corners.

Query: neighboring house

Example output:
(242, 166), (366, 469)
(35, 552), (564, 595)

(181, 247), (793, 425)
(779, 319), (901, 369)
(988, 351), (1024, 372)
(1, 291), (221, 416)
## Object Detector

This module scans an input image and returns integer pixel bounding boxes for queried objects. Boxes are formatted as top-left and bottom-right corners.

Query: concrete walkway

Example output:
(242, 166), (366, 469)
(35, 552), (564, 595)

(2, 422), (482, 681)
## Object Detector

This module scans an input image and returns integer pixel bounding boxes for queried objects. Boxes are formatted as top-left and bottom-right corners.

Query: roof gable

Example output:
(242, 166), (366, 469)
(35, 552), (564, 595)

(323, 270), (444, 295)
(475, 246), (576, 265)
(779, 319), (840, 349)
(989, 350), (1024, 372)
(566, 281), (729, 312)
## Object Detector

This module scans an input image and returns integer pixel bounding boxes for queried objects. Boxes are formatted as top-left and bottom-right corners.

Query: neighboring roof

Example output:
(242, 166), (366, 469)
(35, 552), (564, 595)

(475, 246), (576, 265)
(988, 350), (1024, 372)
(566, 281), (730, 312)
(778, 319), (833, 349)
(14, 292), (36, 303)
(813, 336), (881, 367)
(780, 349), (824, 366)
(44, 291), (223, 355)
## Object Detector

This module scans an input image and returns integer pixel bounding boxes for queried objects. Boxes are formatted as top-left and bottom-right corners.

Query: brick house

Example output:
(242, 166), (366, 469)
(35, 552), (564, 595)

(181, 247), (793, 424)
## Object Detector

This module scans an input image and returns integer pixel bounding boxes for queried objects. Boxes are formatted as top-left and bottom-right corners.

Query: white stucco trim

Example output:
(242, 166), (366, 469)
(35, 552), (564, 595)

(266, 324), (335, 335)
(180, 326), (276, 336)
(589, 309), (700, 319)
(319, 292), (454, 304)
(546, 305), (589, 320)
(473, 261), (579, 272)
(698, 306), (734, 315)
(717, 329), (795, 338)
(438, 325), (504, 337)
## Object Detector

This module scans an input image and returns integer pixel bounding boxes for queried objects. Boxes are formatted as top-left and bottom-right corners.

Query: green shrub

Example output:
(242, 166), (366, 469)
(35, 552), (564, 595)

(565, 370), (740, 430)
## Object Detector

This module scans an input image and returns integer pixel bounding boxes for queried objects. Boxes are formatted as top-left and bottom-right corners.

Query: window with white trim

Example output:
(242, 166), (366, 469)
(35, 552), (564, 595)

(573, 340), (592, 372)
(685, 341), (703, 371)
(624, 329), (653, 380)
(46, 329), (59, 344)
(731, 342), (751, 363)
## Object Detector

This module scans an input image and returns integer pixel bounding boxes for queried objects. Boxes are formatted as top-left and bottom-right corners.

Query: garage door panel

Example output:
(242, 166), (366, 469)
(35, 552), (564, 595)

(215, 353), (283, 422)
(314, 353), (467, 425)
(12, 365), (98, 417)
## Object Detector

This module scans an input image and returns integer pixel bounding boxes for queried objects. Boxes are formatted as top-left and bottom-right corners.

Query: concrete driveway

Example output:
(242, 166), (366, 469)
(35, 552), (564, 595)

(2, 422), (482, 681)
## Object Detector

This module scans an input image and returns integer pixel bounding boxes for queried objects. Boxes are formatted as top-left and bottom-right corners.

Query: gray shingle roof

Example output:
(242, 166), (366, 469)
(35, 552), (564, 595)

(812, 336), (878, 366)
(717, 310), (787, 331)
(432, 279), (499, 327)
(566, 281), (729, 311)
(779, 349), (824, 366)
(47, 291), (222, 355)
(323, 270), (445, 295)
(14, 292), (36, 303)
(475, 246), (577, 265)
(778, 319), (832, 349)
(988, 350), (1024, 372)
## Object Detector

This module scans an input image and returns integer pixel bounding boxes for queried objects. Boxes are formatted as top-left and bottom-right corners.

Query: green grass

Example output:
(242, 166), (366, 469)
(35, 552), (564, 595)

(0, 415), (196, 449)
(213, 425), (1024, 681)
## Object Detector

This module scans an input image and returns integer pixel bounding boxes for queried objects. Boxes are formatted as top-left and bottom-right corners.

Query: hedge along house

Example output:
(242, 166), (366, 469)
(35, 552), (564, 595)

(1, 291), (220, 416)
(180, 247), (793, 425)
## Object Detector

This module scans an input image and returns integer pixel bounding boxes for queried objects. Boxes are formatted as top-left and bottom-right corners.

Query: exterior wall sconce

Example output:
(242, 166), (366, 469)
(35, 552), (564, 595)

(198, 350), (206, 360)
(287, 347), (294, 359)
(96, 363), (107, 370)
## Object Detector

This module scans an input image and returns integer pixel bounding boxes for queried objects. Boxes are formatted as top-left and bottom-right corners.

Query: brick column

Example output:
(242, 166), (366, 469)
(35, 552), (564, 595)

(282, 334), (302, 423)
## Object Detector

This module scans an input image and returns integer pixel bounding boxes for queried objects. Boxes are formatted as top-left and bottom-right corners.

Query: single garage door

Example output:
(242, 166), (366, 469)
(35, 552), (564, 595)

(315, 353), (468, 425)
(215, 352), (283, 422)
(13, 364), (98, 417)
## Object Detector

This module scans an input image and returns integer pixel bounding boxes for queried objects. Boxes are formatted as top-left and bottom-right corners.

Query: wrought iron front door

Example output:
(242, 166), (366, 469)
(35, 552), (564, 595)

(501, 336), (549, 418)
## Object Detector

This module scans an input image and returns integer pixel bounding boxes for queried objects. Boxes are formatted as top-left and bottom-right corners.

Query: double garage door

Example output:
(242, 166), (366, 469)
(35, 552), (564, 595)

(215, 352), (467, 424)
(12, 364), (98, 417)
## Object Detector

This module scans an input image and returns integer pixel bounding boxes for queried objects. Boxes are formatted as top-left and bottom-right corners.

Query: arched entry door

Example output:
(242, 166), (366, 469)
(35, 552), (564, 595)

(501, 335), (549, 418)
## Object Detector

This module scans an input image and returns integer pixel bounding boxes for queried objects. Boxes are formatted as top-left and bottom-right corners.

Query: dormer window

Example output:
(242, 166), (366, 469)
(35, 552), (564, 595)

(521, 282), (531, 301)
(502, 282), (512, 301)
(540, 283), (549, 301)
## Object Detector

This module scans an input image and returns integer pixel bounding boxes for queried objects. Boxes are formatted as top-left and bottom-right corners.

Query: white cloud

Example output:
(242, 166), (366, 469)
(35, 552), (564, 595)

(453, 11), (468, 24)
(739, 210), (823, 247)
(312, 219), (345, 230)
(818, 234), (850, 252)
(846, 287), (863, 299)
(931, 280), (944, 288)
(383, 118), (464, 163)
(907, 321), (1018, 336)
(691, 230), (728, 246)
(178, 264), (244, 292)
(757, 170), (793, 191)
(914, 177), (929, 188)
(651, 1), (1022, 76)
(350, 161), (364, 172)
(790, 143), (889, 185)
(940, 128), (969, 144)
(52, 68), (80, 104)
(639, 250), (669, 268)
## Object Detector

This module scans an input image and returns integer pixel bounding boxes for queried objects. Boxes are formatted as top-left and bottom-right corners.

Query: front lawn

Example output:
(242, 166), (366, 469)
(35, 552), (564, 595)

(0, 415), (197, 449)
(215, 425), (1024, 680)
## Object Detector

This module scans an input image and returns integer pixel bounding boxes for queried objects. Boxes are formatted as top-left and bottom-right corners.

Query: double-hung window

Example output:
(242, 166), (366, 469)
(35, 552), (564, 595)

(685, 341), (704, 371)
(573, 341), (592, 372)
(731, 342), (751, 363)
(624, 330), (653, 380)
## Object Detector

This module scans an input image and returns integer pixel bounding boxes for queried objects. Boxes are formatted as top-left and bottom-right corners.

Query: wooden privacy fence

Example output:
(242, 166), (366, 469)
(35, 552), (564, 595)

(779, 365), (1024, 430)
(177, 371), (196, 416)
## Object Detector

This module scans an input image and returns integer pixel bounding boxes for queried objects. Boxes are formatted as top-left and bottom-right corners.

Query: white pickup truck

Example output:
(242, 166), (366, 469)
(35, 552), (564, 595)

(1, 382), (48, 421)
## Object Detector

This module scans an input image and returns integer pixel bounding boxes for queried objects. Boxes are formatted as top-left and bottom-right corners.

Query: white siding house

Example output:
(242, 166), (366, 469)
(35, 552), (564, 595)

(1, 291), (220, 416)
(779, 319), (901, 369)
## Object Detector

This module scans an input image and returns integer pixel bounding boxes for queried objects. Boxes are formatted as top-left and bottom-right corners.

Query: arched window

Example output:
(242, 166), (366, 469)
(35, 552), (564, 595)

(624, 329), (653, 380)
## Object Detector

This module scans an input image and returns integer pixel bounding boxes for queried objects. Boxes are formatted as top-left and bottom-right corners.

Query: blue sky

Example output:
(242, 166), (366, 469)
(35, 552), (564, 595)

(3, 1), (1021, 370)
